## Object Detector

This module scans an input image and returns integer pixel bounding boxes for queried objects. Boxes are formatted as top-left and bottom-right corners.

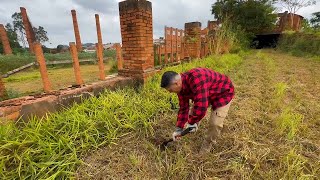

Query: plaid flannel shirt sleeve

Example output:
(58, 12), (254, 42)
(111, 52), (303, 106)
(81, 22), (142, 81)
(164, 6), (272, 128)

(176, 94), (189, 128)
(188, 75), (209, 125)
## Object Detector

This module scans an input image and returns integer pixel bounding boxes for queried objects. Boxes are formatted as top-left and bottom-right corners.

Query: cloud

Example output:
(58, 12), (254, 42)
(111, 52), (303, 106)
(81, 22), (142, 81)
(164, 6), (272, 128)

(0, 0), (319, 48)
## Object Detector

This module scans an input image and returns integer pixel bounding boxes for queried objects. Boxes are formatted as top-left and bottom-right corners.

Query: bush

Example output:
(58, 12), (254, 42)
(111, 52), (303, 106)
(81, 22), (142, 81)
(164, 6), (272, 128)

(277, 32), (320, 57)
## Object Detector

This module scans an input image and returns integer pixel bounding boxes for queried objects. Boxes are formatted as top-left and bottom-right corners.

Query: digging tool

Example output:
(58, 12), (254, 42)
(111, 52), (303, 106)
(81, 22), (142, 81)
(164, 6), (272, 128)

(159, 127), (193, 150)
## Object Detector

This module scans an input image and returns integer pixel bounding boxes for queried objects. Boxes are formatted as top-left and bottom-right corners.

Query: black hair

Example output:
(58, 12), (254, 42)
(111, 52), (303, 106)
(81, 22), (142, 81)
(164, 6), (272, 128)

(161, 71), (178, 88)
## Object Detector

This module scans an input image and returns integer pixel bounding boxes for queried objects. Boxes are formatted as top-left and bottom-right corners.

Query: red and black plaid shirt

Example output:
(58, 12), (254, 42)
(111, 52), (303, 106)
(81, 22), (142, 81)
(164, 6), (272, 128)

(176, 68), (234, 128)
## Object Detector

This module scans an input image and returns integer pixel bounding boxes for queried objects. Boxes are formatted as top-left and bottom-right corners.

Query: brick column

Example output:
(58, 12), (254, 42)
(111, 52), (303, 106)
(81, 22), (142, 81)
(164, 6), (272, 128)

(115, 43), (123, 70)
(0, 76), (7, 100)
(71, 10), (82, 52)
(158, 45), (161, 65)
(34, 42), (51, 92)
(20, 7), (35, 54)
(175, 28), (179, 61)
(181, 30), (185, 60)
(164, 26), (168, 64)
(96, 43), (105, 80)
(170, 27), (174, 62)
(95, 14), (103, 45)
(185, 22), (201, 59)
(0, 24), (12, 55)
(69, 42), (84, 85)
(118, 0), (154, 83)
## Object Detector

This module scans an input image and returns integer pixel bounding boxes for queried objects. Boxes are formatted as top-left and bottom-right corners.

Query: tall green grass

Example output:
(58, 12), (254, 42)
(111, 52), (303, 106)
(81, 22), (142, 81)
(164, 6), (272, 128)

(0, 53), (244, 178)
(277, 32), (320, 58)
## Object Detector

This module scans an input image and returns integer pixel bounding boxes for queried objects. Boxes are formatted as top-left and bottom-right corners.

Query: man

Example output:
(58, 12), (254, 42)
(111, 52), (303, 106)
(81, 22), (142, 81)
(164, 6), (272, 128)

(160, 68), (234, 153)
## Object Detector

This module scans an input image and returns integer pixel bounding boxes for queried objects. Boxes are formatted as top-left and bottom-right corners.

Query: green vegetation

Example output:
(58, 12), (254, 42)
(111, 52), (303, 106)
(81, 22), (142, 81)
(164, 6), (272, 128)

(0, 50), (116, 74)
(0, 53), (244, 179)
(277, 32), (320, 58)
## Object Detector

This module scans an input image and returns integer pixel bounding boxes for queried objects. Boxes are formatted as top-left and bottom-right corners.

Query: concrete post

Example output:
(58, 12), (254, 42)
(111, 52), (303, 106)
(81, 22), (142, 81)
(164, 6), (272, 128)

(69, 42), (84, 85)
(95, 43), (105, 80)
(0, 24), (12, 55)
(20, 7), (35, 54)
(71, 10), (83, 52)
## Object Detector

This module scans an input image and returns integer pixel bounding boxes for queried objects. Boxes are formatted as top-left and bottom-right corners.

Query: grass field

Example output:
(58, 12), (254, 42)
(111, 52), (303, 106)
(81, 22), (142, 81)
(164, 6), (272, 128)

(0, 50), (116, 74)
(3, 61), (115, 98)
(0, 50), (319, 179)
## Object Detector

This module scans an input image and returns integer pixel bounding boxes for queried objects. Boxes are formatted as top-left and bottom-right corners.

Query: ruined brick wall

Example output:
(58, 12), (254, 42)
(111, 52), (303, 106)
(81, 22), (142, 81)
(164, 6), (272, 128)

(162, 26), (184, 63)
(118, 0), (154, 81)
(20, 7), (35, 53)
(276, 12), (304, 32)
(185, 22), (201, 59)
(71, 10), (83, 52)
(0, 24), (12, 55)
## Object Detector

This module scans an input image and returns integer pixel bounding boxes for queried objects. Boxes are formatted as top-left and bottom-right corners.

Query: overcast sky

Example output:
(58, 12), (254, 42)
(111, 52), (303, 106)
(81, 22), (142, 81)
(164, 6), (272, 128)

(0, 0), (319, 48)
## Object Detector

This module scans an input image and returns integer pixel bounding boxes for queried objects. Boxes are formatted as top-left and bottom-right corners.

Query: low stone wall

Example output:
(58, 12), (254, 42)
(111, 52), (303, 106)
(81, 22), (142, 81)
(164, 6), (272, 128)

(0, 75), (135, 123)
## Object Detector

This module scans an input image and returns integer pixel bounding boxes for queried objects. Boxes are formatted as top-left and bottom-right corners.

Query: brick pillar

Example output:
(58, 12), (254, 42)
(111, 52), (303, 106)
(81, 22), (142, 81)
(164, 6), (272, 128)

(71, 10), (82, 52)
(0, 76), (7, 100)
(164, 26), (168, 64)
(158, 44), (161, 65)
(95, 14), (103, 45)
(20, 7), (35, 54)
(118, 0), (154, 83)
(175, 28), (179, 61)
(96, 43), (105, 80)
(34, 42), (51, 92)
(69, 42), (84, 85)
(115, 43), (123, 70)
(185, 22), (201, 59)
(170, 27), (174, 62)
(0, 24), (12, 55)
(181, 30), (185, 60)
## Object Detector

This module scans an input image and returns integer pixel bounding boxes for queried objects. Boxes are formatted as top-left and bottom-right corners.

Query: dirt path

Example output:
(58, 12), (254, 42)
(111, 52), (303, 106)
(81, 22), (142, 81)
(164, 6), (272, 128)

(77, 50), (320, 179)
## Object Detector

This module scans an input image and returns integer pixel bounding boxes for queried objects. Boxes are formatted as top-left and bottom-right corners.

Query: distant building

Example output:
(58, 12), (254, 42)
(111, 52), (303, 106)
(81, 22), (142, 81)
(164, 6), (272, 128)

(154, 37), (165, 45)
(275, 11), (304, 32)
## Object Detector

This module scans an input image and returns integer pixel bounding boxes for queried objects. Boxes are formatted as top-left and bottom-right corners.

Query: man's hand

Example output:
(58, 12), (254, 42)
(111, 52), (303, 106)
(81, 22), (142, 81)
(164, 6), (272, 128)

(186, 122), (198, 133)
(172, 127), (183, 141)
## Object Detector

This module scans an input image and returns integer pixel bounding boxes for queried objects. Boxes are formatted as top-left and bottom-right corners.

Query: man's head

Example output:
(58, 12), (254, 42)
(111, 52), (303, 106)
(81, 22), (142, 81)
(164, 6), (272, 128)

(161, 71), (182, 93)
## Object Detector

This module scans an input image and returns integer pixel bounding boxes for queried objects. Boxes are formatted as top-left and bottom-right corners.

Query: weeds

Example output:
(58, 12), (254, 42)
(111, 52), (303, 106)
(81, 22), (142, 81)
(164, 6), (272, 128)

(0, 54), (244, 179)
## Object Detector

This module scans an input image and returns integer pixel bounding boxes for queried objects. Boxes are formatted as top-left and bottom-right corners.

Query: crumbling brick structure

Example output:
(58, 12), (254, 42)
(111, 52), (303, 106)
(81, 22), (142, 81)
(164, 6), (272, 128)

(118, 0), (155, 83)
(0, 76), (7, 100)
(69, 42), (84, 85)
(115, 43), (123, 70)
(71, 10), (83, 52)
(34, 42), (51, 92)
(276, 11), (304, 32)
(20, 7), (36, 54)
(95, 14), (103, 45)
(0, 24), (12, 55)
(184, 22), (201, 59)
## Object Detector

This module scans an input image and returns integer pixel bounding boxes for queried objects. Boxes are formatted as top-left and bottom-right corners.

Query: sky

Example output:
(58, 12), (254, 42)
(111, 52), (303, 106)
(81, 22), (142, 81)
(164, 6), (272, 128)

(0, 0), (319, 48)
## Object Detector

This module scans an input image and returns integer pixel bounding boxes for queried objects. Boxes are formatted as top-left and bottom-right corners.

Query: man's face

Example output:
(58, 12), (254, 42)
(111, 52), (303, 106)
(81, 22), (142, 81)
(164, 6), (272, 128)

(165, 80), (182, 93)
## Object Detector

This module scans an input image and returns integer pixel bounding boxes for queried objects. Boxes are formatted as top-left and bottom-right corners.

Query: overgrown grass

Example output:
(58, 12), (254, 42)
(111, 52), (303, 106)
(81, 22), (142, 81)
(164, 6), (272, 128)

(0, 50), (116, 74)
(277, 32), (320, 58)
(0, 53), (244, 178)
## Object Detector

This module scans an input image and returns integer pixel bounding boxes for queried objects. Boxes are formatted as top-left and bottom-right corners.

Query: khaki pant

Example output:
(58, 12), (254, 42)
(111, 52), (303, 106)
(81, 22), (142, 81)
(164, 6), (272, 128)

(206, 100), (232, 143)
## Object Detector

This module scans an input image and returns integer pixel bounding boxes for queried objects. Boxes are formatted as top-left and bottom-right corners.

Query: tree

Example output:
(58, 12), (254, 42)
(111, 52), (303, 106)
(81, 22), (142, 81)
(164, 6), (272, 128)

(12, 12), (27, 47)
(33, 26), (49, 43)
(11, 12), (49, 46)
(310, 11), (320, 29)
(5, 23), (20, 49)
(211, 0), (278, 35)
(277, 0), (317, 27)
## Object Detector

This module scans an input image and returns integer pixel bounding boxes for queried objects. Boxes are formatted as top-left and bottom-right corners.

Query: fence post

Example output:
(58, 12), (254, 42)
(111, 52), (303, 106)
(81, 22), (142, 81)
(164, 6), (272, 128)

(69, 42), (84, 85)
(34, 42), (51, 92)
(96, 43), (105, 80)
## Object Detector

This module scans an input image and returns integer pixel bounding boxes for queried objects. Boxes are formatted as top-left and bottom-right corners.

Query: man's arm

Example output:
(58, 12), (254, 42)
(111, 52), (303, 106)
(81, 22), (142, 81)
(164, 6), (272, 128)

(176, 95), (189, 128)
